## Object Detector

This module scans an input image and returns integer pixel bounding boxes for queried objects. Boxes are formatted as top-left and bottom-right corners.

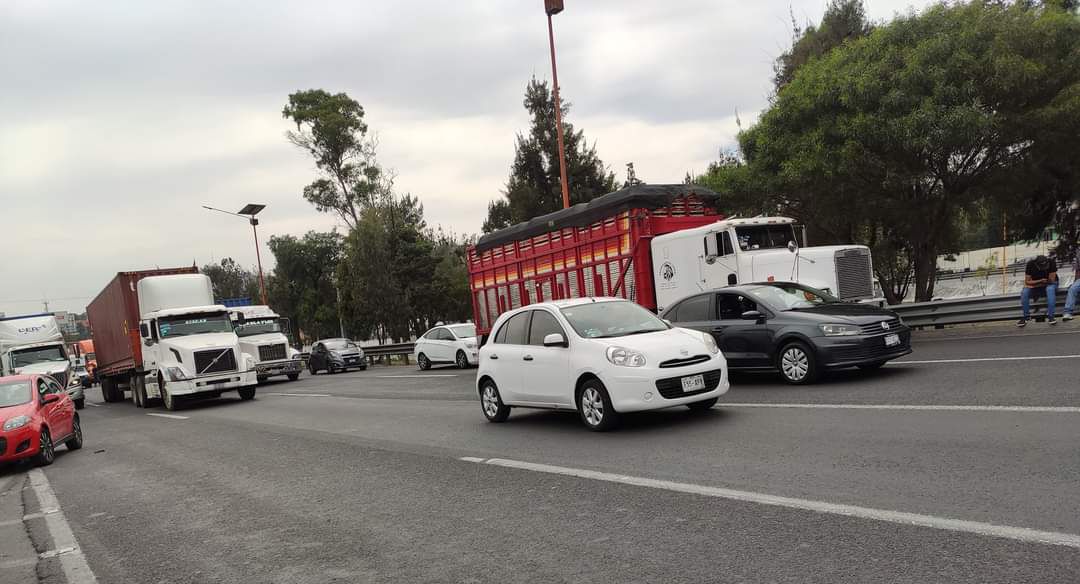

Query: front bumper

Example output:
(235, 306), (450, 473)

(166, 370), (258, 396)
(255, 359), (303, 378)
(331, 355), (367, 369)
(0, 424), (41, 463)
(814, 329), (913, 368)
(604, 357), (730, 413)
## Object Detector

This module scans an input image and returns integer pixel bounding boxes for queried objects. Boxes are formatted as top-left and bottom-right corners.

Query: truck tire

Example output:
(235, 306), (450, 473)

(101, 377), (122, 403)
(131, 374), (147, 408)
(160, 375), (179, 411)
(287, 373), (300, 381)
(239, 386), (256, 400)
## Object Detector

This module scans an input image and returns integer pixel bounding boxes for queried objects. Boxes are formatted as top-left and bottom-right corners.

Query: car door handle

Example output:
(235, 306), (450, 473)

(523, 355), (534, 361)
(490, 354), (498, 360)
(711, 326), (727, 332)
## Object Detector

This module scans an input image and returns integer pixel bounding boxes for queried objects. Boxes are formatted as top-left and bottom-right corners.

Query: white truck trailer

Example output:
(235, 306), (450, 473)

(0, 313), (83, 408)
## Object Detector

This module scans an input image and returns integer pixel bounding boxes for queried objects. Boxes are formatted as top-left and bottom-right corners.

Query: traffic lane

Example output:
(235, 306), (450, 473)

(47, 406), (1080, 583)
(276, 352), (1080, 408)
(906, 326), (1080, 360)
(183, 392), (1080, 535)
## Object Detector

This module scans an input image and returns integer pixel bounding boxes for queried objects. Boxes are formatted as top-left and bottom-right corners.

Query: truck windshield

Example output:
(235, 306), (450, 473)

(559, 301), (669, 339)
(735, 224), (798, 251)
(10, 346), (68, 368)
(233, 318), (283, 337)
(0, 381), (32, 408)
(158, 313), (233, 338)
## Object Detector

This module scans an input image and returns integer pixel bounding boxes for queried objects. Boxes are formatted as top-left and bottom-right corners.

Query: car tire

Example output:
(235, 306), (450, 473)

(479, 380), (511, 423)
(74, 398), (85, 410)
(161, 375), (179, 411)
(239, 387), (256, 401)
(456, 351), (469, 370)
(778, 341), (819, 385)
(687, 397), (718, 412)
(577, 379), (620, 431)
(418, 353), (431, 371)
(308, 362), (318, 375)
(33, 427), (55, 467)
(857, 360), (887, 371)
(67, 417), (84, 451)
(287, 373), (300, 381)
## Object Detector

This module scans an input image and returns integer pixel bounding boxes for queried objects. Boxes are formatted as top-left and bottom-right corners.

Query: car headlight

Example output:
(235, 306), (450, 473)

(821, 324), (860, 336)
(288, 348), (301, 359)
(605, 346), (646, 367)
(3, 415), (31, 431)
(165, 366), (190, 381)
(68, 375), (81, 387)
(702, 333), (720, 355)
(465, 340), (477, 348)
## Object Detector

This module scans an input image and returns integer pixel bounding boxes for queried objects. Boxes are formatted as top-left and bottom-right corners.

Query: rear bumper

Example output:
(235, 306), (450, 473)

(814, 330), (912, 368)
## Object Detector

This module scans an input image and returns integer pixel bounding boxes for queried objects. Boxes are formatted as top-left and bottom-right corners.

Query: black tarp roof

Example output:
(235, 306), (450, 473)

(475, 184), (721, 252)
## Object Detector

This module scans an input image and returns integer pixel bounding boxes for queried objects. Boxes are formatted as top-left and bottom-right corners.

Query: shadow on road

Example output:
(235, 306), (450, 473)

(496, 406), (733, 435)
(729, 365), (916, 388)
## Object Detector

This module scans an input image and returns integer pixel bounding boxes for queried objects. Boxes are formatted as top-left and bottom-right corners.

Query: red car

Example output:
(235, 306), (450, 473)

(0, 374), (83, 467)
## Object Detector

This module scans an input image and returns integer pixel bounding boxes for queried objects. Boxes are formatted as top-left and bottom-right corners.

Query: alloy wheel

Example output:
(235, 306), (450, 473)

(581, 387), (605, 427)
(482, 386), (500, 418)
(39, 429), (54, 463)
(781, 347), (809, 382)
(457, 352), (468, 369)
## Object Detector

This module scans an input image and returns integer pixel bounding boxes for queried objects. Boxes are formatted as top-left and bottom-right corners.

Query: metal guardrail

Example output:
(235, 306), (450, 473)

(890, 293), (1058, 327)
(361, 342), (416, 364)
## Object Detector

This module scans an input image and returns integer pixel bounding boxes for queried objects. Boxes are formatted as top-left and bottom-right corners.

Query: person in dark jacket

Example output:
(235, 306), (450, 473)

(1063, 248), (1080, 321)
(1018, 255), (1058, 327)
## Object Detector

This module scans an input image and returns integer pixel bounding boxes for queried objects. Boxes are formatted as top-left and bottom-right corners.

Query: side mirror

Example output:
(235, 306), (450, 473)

(42, 393), (61, 404)
(543, 333), (568, 348)
(704, 234), (719, 258)
(741, 310), (765, 322)
(787, 240), (798, 253)
(139, 323), (150, 339)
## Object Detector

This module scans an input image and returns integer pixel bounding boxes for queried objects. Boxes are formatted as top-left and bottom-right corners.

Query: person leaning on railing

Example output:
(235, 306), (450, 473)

(1018, 255), (1058, 327)
(1063, 248), (1080, 322)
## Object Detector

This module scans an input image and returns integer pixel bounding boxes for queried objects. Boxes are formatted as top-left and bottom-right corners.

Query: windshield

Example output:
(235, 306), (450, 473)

(448, 324), (476, 339)
(0, 381), (32, 408)
(325, 339), (358, 351)
(233, 318), (283, 337)
(746, 283), (839, 310)
(158, 313), (233, 338)
(559, 301), (669, 339)
(10, 345), (68, 368)
(736, 224), (798, 251)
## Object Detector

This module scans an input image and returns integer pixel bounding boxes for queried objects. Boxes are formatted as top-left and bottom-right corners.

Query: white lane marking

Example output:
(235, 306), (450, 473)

(145, 413), (189, 420)
(265, 392), (332, 397)
(720, 403), (1080, 413)
(84, 402), (101, 407)
(893, 354), (1080, 365)
(460, 457), (1080, 549)
(376, 375), (460, 378)
(28, 469), (99, 583)
(459, 456), (486, 463)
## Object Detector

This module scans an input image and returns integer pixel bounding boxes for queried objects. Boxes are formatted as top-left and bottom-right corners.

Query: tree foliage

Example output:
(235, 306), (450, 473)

(734, 1), (1080, 302)
(266, 231), (344, 342)
(773, 0), (873, 94)
(483, 78), (616, 232)
(201, 258), (261, 302)
(283, 89), (388, 229)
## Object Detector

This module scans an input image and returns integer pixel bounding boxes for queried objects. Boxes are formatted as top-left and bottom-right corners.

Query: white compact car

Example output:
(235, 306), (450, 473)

(415, 323), (479, 370)
(476, 298), (729, 431)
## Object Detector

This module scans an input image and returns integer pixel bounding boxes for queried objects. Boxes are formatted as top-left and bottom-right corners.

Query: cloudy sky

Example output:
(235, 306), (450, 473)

(0, 0), (932, 316)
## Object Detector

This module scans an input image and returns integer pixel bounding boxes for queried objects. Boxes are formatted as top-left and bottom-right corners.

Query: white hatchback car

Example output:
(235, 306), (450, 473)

(415, 323), (479, 370)
(476, 298), (729, 431)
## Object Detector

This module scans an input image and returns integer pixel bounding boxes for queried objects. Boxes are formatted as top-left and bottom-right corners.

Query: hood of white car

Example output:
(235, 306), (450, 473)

(589, 327), (712, 362)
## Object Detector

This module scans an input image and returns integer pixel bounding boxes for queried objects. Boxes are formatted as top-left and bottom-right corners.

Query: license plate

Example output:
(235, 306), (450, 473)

(681, 374), (706, 392)
(885, 333), (901, 347)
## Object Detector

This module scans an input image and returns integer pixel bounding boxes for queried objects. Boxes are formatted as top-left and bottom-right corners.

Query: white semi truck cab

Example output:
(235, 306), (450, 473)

(0, 313), (83, 407)
(651, 217), (877, 312)
(136, 274), (258, 409)
(229, 305), (302, 383)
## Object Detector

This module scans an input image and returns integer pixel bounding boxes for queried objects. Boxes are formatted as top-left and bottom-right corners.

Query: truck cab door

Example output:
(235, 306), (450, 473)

(701, 231), (740, 289)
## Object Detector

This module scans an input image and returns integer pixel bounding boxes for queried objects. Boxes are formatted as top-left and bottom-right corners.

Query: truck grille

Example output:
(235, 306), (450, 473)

(194, 349), (238, 375)
(51, 371), (68, 387)
(835, 249), (874, 300)
(258, 344), (287, 361)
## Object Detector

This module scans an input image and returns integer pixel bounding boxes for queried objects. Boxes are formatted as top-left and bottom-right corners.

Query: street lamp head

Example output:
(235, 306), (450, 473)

(237, 203), (266, 216)
(545, 0), (564, 15)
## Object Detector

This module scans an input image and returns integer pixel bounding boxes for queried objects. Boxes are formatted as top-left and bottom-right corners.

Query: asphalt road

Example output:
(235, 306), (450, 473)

(4, 324), (1079, 583)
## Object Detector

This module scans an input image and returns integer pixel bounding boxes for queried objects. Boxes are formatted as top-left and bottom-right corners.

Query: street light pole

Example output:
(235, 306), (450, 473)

(202, 204), (269, 306)
(545, 0), (571, 210)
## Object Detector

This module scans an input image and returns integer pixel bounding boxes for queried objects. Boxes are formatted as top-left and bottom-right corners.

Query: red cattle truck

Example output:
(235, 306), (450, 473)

(467, 184), (724, 336)
(86, 267), (198, 404)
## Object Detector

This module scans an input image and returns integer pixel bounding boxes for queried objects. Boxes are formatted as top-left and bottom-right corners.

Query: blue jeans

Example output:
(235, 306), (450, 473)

(1066, 280), (1080, 314)
(1021, 284), (1058, 319)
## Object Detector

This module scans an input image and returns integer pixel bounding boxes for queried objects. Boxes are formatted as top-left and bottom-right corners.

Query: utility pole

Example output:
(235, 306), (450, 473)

(545, 0), (571, 209)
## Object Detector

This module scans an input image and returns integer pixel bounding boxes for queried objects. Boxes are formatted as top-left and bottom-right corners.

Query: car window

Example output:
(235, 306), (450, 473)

(423, 329), (440, 340)
(671, 294), (711, 322)
(528, 310), (565, 346)
(438, 329), (455, 341)
(495, 312), (530, 345)
(47, 379), (63, 394)
(37, 379), (50, 397)
(718, 294), (757, 320)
